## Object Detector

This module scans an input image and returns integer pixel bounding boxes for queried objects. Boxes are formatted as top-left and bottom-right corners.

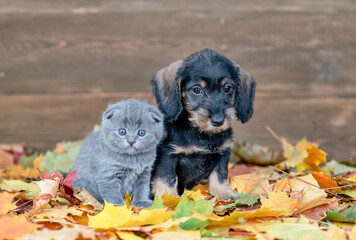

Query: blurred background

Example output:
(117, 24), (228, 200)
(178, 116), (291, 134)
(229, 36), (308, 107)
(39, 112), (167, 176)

(0, 0), (355, 160)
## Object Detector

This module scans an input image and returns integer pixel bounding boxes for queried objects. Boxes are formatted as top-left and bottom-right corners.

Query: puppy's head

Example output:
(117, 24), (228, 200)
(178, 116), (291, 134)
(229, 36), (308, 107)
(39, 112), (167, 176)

(152, 49), (256, 133)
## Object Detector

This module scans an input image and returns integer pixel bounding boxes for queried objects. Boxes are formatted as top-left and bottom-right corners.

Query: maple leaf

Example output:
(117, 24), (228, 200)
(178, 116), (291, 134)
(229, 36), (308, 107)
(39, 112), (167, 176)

(248, 221), (333, 240)
(88, 203), (132, 229)
(74, 188), (103, 211)
(214, 192), (260, 215)
(325, 205), (356, 223)
(232, 142), (285, 166)
(230, 172), (270, 194)
(29, 178), (60, 215)
(0, 179), (40, 200)
(161, 190), (181, 209)
(296, 146), (327, 172)
(325, 160), (356, 175)
(0, 192), (17, 216)
(21, 226), (98, 240)
(40, 141), (82, 173)
(312, 172), (343, 193)
(172, 194), (213, 219)
(0, 215), (38, 239)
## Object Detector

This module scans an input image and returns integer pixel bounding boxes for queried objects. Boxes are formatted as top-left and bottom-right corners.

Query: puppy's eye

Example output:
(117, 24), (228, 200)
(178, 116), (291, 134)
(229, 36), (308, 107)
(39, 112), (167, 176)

(192, 86), (202, 95)
(118, 128), (126, 136)
(224, 84), (233, 94)
(138, 130), (146, 137)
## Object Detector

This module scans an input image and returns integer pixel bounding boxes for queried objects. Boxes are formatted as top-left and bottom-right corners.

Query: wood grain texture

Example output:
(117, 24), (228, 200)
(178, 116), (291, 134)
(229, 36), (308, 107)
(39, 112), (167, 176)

(0, 0), (355, 160)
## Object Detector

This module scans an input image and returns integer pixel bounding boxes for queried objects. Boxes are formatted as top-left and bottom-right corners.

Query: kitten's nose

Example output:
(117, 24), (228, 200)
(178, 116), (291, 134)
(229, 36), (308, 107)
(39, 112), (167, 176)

(128, 141), (135, 147)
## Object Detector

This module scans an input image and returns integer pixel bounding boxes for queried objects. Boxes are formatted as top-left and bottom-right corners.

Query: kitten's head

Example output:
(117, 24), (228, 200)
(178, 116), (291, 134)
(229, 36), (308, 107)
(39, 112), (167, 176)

(101, 99), (164, 155)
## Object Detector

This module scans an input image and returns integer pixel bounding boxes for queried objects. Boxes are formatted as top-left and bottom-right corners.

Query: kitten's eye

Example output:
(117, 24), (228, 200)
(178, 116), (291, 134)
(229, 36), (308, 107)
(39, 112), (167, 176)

(118, 129), (126, 136)
(192, 86), (202, 95)
(138, 130), (146, 137)
(224, 84), (233, 94)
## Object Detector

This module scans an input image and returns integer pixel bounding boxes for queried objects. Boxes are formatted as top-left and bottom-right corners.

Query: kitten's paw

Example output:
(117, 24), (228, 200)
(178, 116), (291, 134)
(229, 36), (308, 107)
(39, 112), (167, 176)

(133, 200), (153, 209)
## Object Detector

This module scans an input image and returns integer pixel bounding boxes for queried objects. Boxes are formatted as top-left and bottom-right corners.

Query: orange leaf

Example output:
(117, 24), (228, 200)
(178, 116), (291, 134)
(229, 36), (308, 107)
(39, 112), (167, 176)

(0, 192), (17, 216)
(272, 178), (291, 192)
(296, 146), (327, 172)
(0, 215), (38, 239)
(312, 172), (343, 193)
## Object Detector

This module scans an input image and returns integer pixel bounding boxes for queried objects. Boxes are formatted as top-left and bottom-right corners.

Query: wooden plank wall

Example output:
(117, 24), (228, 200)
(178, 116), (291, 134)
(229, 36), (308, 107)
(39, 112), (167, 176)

(0, 0), (355, 160)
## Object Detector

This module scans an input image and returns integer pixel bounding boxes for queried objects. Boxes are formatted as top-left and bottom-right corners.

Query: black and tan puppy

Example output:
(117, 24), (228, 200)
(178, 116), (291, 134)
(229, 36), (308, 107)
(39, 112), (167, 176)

(151, 49), (255, 199)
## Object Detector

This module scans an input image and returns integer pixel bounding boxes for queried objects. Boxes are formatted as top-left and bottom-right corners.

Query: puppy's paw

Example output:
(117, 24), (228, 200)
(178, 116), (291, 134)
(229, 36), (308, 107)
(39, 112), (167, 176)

(133, 200), (153, 209)
(211, 189), (239, 200)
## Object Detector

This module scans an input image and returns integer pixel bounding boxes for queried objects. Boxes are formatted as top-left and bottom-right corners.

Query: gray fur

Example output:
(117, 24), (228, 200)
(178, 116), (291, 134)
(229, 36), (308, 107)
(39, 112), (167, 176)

(72, 99), (164, 208)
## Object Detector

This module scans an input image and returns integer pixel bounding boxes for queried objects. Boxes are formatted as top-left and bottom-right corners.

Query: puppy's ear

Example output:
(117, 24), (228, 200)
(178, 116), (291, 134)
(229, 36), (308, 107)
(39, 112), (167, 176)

(151, 60), (184, 122)
(232, 62), (256, 123)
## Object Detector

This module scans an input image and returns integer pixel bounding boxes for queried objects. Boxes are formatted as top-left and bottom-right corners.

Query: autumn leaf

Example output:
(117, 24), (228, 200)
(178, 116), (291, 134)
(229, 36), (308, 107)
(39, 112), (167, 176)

(29, 178), (60, 215)
(172, 194), (213, 219)
(325, 205), (356, 223)
(0, 192), (17, 215)
(74, 188), (103, 211)
(88, 203), (132, 229)
(248, 221), (333, 240)
(0, 179), (40, 200)
(230, 172), (270, 193)
(312, 172), (343, 193)
(21, 226), (98, 240)
(0, 215), (38, 239)
(232, 142), (285, 166)
(296, 146), (327, 172)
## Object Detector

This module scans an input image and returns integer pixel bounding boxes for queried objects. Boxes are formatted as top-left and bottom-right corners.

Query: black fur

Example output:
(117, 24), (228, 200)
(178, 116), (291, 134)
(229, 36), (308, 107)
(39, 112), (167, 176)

(151, 49), (256, 198)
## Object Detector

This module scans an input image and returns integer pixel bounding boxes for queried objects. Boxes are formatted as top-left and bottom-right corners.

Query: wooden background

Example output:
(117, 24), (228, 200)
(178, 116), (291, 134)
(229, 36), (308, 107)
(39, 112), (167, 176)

(0, 0), (355, 160)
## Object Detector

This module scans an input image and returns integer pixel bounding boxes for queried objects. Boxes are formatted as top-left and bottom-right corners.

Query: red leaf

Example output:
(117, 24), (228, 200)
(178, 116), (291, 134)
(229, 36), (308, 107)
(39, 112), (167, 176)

(38, 169), (64, 183)
(62, 170), (78, 190)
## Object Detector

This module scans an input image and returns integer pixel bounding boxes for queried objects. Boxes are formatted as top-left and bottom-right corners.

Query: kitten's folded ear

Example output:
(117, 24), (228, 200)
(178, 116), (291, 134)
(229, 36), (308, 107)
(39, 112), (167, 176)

(151, 60), (184, 122)
(148, 107), (164, 123)
(103, 104), (119, 120)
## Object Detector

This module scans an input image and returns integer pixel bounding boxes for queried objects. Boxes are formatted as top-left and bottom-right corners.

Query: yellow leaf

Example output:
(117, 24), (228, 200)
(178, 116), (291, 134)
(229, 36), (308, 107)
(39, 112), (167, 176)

(281, 137), (295, 158)
(0, 192), (17, 216)
(260, 191), (299, 215)
(185, 189), (205, 201)
(328, 224), (347, 240)
(289, 174), (336, 214)
(117, 231), (143, 240)
(21, 226), (97, 240)
(296, 146), (327, 172)
(122, 208), (175, 227)
(348, 173), (356, 181)
(350, 226), (356, 240)
(161, 191), (181, 209)
(230, 172), (270, 194)
(124, 191), (132, 206)
(296, 137), (318, 154)
(152, 229), (200, 240)
(276, 150), (308, 170)
(31, 205), (83, 219)
(219, 191), (295, 222)
(88, 202), (132, 229)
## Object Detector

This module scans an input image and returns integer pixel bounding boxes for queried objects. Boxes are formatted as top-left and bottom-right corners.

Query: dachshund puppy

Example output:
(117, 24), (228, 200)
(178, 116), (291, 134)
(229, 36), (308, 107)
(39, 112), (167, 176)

(151, 49), (255, 199)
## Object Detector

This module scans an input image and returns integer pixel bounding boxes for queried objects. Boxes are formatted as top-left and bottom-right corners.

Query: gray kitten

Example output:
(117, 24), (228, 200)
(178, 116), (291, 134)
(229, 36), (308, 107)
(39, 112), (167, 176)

(72, 99), (164, 208)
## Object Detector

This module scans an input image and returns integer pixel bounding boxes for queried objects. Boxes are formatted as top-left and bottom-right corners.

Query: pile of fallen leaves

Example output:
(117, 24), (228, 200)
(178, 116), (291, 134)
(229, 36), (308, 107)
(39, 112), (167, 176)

(0, 130), (356, 240)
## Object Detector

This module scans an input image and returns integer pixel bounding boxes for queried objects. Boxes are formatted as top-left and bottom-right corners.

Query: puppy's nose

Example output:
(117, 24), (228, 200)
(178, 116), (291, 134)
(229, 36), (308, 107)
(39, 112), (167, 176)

(211, 118), (225, 127)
